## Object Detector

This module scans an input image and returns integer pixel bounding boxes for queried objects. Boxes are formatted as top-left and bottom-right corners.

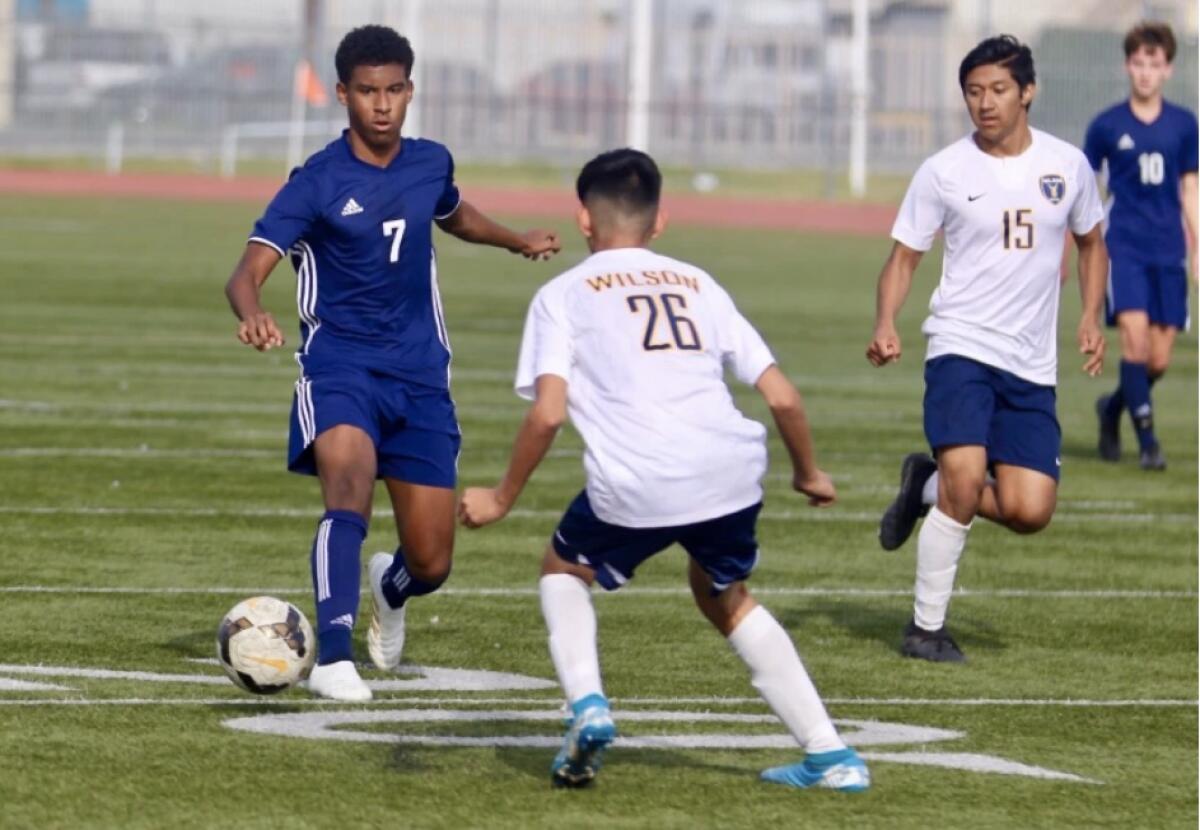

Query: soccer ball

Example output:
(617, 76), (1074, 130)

(216, 596), (315, 694)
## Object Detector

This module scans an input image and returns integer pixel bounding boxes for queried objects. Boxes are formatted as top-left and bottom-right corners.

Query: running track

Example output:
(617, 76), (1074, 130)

(0, 168), (896, 236)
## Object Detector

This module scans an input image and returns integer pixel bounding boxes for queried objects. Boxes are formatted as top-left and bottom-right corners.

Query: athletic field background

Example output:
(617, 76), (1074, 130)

(0, 180), (1195, 829)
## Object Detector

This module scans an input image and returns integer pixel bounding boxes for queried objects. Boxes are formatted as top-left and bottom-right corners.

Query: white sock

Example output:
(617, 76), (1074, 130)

(727, 605), (844, 754)
(913, 506), (972, 631)
(539, 574), (603, 704)
(921, 471), (939, 506)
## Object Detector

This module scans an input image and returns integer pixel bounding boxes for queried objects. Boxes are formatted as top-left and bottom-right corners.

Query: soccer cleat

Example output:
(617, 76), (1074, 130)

(551, 694), (616, 788)
(901, 619), (966, 663)
(761, 747), (870, 792)
(304, 660), (373, 701)
(1095, 395), (1121, 462)
(879, 453), (938, 551)
(367, 552), (407, 670)
(1139, 445), (1166, 471)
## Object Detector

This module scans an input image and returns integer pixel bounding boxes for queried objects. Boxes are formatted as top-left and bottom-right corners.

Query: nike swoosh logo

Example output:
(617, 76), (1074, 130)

(968, 193), (985, 202)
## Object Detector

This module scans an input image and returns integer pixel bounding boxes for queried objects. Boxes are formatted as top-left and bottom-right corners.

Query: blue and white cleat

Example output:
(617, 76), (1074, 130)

(551, 694), (616, 788)
(761, 748), (870, 793)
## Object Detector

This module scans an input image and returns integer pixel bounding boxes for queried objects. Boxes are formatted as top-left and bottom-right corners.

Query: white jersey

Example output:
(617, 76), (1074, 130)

(892, 128), (1104, 385)
(515, 247), (775, 528)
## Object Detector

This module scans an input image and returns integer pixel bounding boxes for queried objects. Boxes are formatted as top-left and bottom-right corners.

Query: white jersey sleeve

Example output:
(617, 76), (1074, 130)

(710, 281), (776, 385)
(515, 283), (573, 401)
(891, 159), (945, 252)
(1068, 150), (1104, 235)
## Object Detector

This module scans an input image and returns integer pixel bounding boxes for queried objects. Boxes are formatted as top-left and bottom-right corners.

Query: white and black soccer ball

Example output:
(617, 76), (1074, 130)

(216, 596), (315, 695)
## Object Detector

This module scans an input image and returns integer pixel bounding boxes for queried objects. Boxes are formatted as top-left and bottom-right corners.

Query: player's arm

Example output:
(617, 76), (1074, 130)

(459, 374), (567, 528)
(1181, 172), (1198, 279)
(866, 241), (923, 367)
(436, 200), (561, 261)
(224, 242), (285, 351)
(755, 365), (835, 507)
(1073, 223), (1108, 376)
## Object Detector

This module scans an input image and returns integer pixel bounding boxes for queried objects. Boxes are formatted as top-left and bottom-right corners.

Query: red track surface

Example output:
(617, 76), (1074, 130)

(0, 167), (896, 236)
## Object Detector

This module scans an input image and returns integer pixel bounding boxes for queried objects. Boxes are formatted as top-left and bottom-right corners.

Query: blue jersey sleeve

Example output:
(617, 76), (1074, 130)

(1083, 116), (1107, 172)
(1180, 111), (1198, 174)
(249, 167), (320, 256)
(434, 149), (462, 220)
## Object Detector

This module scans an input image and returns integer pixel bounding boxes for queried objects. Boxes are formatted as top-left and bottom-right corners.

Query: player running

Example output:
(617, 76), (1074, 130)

(1087, 21), (1198, 471)
(223, 25), (560, 701)
(867, 36), (1108, 662)
(458, 149), (869, 792)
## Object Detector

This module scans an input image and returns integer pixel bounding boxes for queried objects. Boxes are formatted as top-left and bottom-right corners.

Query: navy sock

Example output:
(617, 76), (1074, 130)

(1149, 370), (1164, 388)
(310, 509), (368, 665)
(1119, 360), (1156, 451)
(380, 546), (447, 608)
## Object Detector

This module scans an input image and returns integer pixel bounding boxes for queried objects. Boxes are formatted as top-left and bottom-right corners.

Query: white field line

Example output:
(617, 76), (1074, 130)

(0, 696), (1193, 708)
(1, 585), (1193, 599)
(0, 504), (1191, 525)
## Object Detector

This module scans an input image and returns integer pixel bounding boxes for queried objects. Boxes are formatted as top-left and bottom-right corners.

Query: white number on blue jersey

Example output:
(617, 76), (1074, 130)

(383, 219), (407, 263)
(1138, 152), (1165, 185)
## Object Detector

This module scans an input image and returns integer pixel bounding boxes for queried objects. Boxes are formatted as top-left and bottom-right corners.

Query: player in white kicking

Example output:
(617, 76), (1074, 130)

(459, 148), (869, 792)
(867, 35), (1108, 661)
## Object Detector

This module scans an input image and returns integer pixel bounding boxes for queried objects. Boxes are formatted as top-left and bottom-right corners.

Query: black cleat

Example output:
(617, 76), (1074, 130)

(1095, 395), (1121, 462)
(1139, 445), (1166, 471)
(901, 620), (966, 663)
(879, 453), (937, 551)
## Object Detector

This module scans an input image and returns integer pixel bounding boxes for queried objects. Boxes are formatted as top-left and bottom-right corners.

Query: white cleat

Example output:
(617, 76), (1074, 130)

(304, 660), (372, 702)
(367, 552), (407, 671)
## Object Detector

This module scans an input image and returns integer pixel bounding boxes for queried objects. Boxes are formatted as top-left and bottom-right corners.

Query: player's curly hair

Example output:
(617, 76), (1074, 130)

(958, 34), (1035, 94)
(335, 25), (414, 83)
(1124, 22), (1176, 63)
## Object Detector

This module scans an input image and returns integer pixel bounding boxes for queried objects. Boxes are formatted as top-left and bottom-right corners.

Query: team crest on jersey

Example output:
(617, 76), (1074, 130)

(1039, 174), (1066, 205)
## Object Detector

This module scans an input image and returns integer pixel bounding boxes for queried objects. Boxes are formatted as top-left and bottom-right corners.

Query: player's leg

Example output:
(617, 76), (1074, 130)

(686, 563), (868, 792)
(288, 368), (381, 701)
(1137, 263), (1189, 470)
(306, 424), (378, 701)
(540, 491), (666, 786)
(984, 368), (1061, 534)
(367, 415), (461, 670)
(365, 478), (456, 669)
(1097, 260), (1151, 461)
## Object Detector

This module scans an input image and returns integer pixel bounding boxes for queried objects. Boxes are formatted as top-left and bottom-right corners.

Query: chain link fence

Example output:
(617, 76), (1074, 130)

(0, 0), (1195, 193)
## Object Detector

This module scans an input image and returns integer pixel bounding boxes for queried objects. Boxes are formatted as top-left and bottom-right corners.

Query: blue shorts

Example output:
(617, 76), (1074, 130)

(924, 355), (1061, 481)
(551, 491), (762, 593)
(1106, 258), (1189, 329)
(288, 366), (460, 488)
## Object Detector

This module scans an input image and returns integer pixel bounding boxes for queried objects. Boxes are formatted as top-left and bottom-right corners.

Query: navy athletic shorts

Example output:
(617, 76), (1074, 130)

(1106, 258), (1189, 329)
(288, 364), (460, 488)
(550, 490), (762, 593)
(923, 354), (1061, 481)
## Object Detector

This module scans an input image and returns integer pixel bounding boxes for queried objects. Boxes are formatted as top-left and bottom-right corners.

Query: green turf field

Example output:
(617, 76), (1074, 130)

(0, 194), (1195, 829)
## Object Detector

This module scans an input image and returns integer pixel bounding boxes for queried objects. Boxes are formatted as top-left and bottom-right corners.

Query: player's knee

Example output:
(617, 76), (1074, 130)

(1148, 360), (1169, 379)
(1006, 506), (1053, 534)
(940, 477), (985, 521)
(321, 474), (374, 515)
(405, 553), (452, 587)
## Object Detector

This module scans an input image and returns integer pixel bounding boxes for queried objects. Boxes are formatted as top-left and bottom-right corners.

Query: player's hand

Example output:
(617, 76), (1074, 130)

(793, 469), (837, 507)
(237, 312), (285, 351)
(866, 324), (902, 367)
(516, 229), (561, 261)
(458, 487), (510, 529)
(1077, 317), (1105, 377)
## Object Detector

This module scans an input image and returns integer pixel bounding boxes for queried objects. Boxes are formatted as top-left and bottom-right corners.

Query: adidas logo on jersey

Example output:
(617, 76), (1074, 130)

(341, 198), (364, 216)
(1117, 133), (1135, 151)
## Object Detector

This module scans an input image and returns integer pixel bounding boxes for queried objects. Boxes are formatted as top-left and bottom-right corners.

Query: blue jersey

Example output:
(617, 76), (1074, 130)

(1084, 99), (1198, 266)
(249, 132), (462, 388)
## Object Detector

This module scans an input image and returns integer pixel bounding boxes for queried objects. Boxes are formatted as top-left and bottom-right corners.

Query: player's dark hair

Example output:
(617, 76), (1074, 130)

(335, 25), (414, 83)
(958, 35), (1036, 94)
(1124, 22), (1176, 63)
(575, 148), (662, 216)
